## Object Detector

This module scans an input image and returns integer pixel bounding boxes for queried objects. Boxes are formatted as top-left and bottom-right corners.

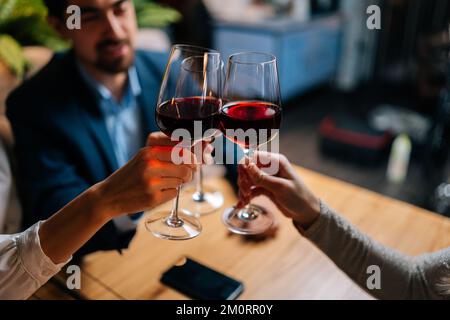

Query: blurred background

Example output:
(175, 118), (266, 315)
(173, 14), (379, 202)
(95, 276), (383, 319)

(1, 0), (450, 216)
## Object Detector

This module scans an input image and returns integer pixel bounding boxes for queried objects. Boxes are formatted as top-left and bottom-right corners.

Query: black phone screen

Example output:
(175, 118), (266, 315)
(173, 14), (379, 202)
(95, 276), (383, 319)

(160, 257), (244, 300)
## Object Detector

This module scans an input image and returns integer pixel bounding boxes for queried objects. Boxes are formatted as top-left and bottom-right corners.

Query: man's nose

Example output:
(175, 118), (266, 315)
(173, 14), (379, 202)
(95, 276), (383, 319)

(104, 11), (125, 39)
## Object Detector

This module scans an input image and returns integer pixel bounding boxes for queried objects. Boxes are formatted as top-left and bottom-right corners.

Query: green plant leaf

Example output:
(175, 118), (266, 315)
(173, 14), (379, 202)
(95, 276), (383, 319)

(135, 2), (181, 28)
(0, 0), (180, 48)
(0, 0), (47, 27)
(0, 0), (18, 25)
(0, 34), (27, 76)
(0, 0), (68, 50)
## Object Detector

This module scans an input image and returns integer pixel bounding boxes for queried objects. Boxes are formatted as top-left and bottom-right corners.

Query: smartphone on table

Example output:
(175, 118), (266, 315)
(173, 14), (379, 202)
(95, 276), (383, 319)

(160, 257), (244, 300)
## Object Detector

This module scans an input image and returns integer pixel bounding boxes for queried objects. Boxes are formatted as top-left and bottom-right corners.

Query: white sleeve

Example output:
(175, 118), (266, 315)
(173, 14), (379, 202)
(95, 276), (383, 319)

(0, 221), (70, 300)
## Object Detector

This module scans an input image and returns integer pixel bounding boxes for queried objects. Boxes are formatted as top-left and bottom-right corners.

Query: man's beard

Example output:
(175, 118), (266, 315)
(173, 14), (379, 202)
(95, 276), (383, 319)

(94, 38), (135, 74)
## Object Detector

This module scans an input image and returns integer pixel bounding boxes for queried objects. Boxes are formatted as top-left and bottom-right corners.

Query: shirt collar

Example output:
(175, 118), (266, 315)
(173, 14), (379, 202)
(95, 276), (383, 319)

(76, 60), (141, 102)
(128, 66), (141, 97)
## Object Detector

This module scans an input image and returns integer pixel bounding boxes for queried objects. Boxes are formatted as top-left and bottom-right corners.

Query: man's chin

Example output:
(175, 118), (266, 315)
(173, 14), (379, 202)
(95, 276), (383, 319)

(95, 54), (135, 74)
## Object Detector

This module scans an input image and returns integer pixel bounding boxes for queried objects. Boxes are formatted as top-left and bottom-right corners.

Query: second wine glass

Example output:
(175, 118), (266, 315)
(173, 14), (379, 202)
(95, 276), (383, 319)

(220, 51), (282, 235)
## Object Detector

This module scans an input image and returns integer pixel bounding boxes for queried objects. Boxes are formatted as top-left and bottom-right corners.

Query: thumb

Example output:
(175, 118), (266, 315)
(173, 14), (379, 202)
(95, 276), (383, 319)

(247, 163), (286, 194)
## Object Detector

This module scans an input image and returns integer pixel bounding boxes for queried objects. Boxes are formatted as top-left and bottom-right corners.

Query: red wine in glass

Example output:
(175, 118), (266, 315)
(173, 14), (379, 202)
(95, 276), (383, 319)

(156, 96), (221, 142)
(219, 101), (282, 148)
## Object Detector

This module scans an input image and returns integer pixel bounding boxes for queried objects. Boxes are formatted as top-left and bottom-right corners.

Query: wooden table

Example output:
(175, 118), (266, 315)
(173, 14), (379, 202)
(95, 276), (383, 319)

(42, 166), (450, 300)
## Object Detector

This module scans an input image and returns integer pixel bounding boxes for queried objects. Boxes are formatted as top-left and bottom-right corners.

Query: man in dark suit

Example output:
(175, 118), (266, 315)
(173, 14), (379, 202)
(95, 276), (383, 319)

(6, 0), (173, 256)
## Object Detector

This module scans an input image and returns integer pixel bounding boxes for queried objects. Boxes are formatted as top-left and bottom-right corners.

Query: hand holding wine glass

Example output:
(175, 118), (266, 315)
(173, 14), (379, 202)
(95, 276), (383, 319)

(237, 151), (321, 229)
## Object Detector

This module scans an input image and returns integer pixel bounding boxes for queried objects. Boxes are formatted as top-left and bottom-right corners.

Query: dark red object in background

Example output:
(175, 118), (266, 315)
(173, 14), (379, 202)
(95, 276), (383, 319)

(319, 115), (392, 165)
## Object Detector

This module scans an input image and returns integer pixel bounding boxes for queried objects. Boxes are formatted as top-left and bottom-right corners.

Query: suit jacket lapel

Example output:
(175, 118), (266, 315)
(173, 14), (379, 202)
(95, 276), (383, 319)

(135, 53), (161, 141)
(67, 54), (119, 172)
(80, 107), (119, 172)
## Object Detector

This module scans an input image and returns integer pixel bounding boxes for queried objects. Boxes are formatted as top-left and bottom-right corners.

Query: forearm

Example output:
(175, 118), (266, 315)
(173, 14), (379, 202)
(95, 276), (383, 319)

(38, 183), (110, 264)
(296, 201), (448, 299)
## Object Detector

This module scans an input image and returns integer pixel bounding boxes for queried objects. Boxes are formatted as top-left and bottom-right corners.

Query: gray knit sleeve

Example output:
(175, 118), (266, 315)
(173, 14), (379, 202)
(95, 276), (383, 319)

(299, 201), (450, 299)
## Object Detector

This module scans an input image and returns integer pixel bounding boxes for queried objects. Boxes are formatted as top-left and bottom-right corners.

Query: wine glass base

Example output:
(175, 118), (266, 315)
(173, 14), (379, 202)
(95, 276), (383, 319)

(145, 210), (202, 240)
(222, 204), (274, 235)
(181, 185), (224, 217)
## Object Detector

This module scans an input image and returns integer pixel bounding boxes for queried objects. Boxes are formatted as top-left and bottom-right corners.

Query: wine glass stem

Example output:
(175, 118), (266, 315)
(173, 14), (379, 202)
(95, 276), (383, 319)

(194, 164), (205, 201)
(242, 147), (255, 212)
(167, 186), (183, 227)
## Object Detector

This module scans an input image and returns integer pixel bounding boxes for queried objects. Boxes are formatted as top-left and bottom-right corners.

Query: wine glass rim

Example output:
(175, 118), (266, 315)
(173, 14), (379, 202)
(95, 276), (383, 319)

(172, 44), (220, 54)
(228, 51), (277, 65)
(181, 55), (222, 73)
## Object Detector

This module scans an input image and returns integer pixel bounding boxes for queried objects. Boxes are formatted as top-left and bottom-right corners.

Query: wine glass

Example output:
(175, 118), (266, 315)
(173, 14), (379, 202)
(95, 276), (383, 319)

(220, 52), (282, 235)
(145, 44), (222, 240)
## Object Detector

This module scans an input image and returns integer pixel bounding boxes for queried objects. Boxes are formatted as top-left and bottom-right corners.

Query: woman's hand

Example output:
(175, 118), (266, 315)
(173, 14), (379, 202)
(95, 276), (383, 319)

(92, 132), (197, 222)
(238, 152), (321, 229)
